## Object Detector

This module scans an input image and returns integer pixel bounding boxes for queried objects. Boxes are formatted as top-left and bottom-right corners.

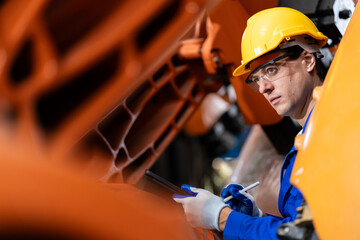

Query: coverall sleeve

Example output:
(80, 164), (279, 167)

(223, 211), (292, 240)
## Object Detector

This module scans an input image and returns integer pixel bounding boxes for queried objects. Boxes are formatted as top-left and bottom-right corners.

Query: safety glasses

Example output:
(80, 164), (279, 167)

(245, 54), (290, 92)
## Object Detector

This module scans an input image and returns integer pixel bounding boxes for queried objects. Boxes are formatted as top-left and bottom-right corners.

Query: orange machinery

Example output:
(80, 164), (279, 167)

(0, 0), (358, 239)
(292, 2), (360, 239)
(0, 0), (278, 238)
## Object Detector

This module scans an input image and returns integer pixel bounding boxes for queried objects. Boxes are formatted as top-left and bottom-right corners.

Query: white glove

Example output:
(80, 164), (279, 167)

(173, 187), (228, 231)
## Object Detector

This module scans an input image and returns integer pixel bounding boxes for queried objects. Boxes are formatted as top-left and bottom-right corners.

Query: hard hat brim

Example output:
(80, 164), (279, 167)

(233, 64), (248, 77)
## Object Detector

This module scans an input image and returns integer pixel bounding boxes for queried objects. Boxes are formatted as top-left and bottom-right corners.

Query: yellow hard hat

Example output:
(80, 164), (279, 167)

(233, 7), (328, 77)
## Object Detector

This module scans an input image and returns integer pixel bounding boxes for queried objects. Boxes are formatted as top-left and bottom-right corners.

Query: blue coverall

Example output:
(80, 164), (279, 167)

(223, 112), (312, 240)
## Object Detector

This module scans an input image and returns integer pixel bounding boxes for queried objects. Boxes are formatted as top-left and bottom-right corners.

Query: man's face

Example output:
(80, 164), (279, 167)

(249, 51), (315, 118)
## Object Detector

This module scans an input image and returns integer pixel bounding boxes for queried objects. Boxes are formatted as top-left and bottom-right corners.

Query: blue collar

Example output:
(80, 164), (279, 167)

(302, 107), (313, 134)
(287, 108), (314, 154)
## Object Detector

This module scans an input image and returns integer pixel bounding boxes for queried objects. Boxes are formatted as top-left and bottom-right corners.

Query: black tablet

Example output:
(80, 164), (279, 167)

(145, 169), (195, 196)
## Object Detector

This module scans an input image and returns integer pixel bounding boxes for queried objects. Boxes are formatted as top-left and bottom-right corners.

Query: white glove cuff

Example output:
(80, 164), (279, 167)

(201, 196), (228, 231)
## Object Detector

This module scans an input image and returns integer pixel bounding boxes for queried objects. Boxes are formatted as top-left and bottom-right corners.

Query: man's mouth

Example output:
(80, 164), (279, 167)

(270, 96), (281, 105)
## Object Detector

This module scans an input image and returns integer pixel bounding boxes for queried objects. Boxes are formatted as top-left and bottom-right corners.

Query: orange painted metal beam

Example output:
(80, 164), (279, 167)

(0, 149), (199, 239)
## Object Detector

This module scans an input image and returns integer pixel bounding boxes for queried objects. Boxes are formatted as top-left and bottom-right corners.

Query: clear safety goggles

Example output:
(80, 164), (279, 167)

(245, 54), (290, 92)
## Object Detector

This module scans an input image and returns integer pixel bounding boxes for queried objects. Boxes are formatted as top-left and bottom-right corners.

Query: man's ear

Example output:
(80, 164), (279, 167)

(302, 51), (316, 72)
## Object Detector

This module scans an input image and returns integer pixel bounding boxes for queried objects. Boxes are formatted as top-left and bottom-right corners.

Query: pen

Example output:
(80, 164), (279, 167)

(223, 181), (260, 202)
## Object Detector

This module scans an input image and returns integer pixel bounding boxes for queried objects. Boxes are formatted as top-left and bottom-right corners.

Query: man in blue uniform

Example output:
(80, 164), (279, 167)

(173, 7), (328, 240)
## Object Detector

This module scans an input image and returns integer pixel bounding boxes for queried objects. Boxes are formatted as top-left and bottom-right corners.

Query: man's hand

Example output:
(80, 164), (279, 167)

(221, 184), (262, 217)
(173, 185), (228, 231)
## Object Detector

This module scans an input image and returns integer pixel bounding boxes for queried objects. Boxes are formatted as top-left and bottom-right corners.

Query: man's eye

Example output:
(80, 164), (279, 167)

(266, 66), (278, 75)
(250, 77), (259, 83)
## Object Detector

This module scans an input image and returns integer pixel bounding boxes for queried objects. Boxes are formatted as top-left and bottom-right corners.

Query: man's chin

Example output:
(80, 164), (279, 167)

(269, 101), (290, 116)
(274, 106), (290, 117)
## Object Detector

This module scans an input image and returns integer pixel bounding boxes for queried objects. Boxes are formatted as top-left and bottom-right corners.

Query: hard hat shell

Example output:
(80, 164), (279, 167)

(233, 7), (328, 77)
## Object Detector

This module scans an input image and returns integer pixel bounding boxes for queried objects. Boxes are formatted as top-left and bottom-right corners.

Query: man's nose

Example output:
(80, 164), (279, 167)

(258, 76), (273, 94)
